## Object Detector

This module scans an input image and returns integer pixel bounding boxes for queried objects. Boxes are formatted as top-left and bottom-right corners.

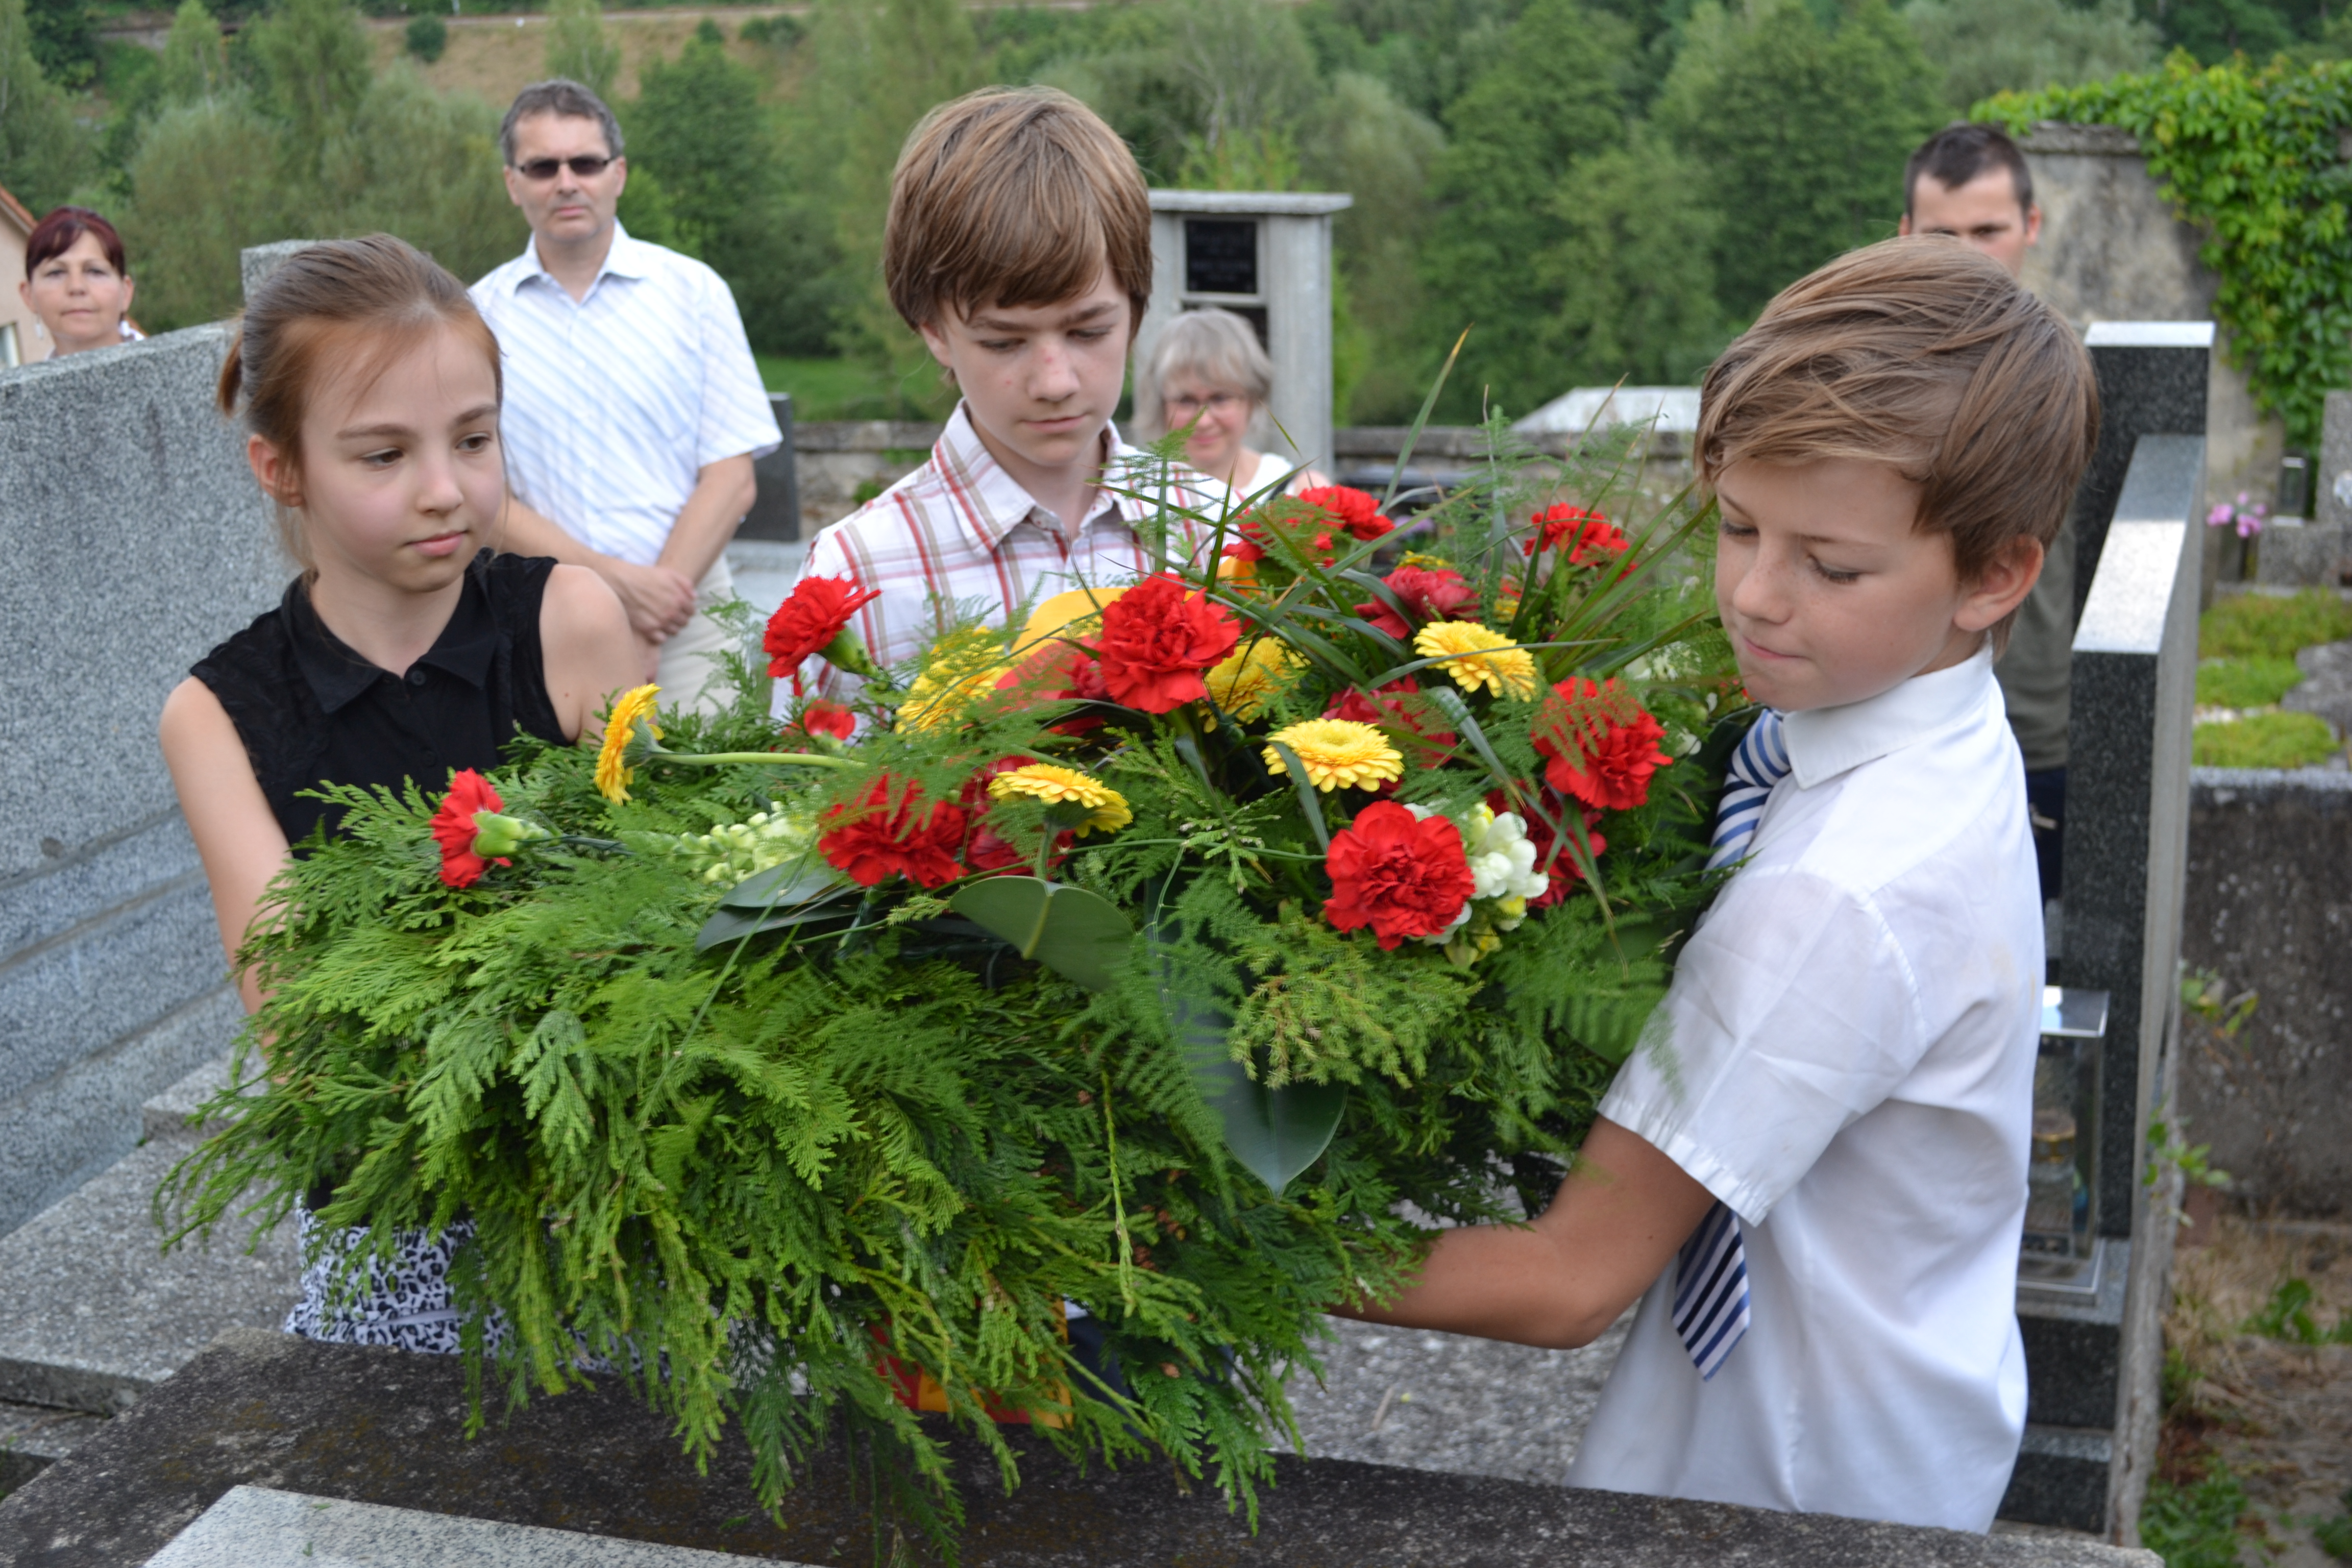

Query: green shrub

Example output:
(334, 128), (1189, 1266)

(2192, 711), (2341, 770)
(404, 15), (446, 63)
(2141, 1469), (2252, 1568)
(2200, 590), (2352, 662)
(2313, 1489), (2352, 1560)
(2196, 656), (2304, 709)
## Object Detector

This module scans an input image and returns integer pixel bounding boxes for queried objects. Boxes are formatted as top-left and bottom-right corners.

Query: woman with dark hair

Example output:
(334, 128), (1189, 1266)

(18, 207), (140, 359)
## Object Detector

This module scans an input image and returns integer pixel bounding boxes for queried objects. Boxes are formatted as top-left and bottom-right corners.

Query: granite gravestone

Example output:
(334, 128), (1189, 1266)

(1999, 326), (2207, 1537)
(0, 328), (280, 1238)
(0, 1329), (2161, 1568)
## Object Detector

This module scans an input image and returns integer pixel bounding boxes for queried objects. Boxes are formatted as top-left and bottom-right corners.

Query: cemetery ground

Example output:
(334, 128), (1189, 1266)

(2149, 1211), (2352, 1567)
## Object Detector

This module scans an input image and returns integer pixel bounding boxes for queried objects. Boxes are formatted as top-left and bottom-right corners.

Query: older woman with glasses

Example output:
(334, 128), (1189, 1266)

(1138, 307), (1329, 499)
(18, 207), (141, 359)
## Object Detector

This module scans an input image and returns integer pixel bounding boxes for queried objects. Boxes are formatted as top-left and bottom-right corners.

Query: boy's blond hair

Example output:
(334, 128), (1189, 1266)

(885, 87), (1153, 334)
(1698, 238), (2098, 589)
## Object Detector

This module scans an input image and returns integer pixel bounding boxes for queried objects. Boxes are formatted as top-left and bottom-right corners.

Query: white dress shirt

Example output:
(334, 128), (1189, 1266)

(472, 224), (782, 566)
(1566, 645), (2040, 1532)
(795, 403), (1226, 687)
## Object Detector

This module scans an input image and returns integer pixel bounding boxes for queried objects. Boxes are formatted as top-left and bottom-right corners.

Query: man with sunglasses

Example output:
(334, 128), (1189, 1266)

(473, 78), (781, 710)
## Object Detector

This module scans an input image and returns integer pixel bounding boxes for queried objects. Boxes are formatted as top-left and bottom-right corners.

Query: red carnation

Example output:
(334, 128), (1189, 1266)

(794, 700), (856, 742)
(431, 769), (506, 888)
(1223, 514), (1269, 565)
(1325, 679), (1457, 764)
(818, 776), (969, 888)
(1322, 801), (1477, 949)
(1089, 572), (1240, 714)
(1355, 566), (1477, 640)
(1298, 485), (1392, 543)
(1525, 504), (1629, 564)
(765, 575), (882, 679)
(1531, 676), (1674, 812)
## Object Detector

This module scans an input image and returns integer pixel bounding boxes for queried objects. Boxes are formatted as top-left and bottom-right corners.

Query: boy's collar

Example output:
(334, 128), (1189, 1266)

(935, 402), (1139, 549)
(1778, 644), (1997, 790)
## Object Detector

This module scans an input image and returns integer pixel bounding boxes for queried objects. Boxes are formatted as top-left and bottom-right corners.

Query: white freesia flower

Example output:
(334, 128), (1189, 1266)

(1460, 803), (1551, 905)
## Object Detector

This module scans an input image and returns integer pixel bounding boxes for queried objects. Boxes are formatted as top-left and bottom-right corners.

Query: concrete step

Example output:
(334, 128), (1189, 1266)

(0, 1057), (298, 1419)
(140, 1053), (250, 1145)
(0, 1399), (109, 1499)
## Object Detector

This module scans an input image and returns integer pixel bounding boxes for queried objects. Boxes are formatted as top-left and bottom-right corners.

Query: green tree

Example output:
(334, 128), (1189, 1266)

(323, 67), (522, 285)
(630, 19), (843, 356)
(1904, 0), (2158, 110)
(405, 15), (447, 66)
(113, 96), (289, 327)
(1544, 127), (1726, 386)
(243, 0), (373, 163)
(1301, 69), (1445, 420)
(24, 0), (94, 89)
(159, 0), (230, 106)
(1657, 0), (1942, 321)
(1416, 0), (1637, 419)
(802, 0), (977, 406)
(544, 0), (619, 103)
(0, 0), (85, 210)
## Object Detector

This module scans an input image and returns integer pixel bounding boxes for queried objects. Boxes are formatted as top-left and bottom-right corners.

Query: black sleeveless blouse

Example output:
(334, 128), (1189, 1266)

(192, 551), (570, 845)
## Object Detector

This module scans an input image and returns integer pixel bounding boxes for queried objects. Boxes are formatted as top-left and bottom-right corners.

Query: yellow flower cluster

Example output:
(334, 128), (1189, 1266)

(898, 629), (1009, 732)
(1262, 718), (1404, 793)
(1204, 638), (1301, 722)
(594, 684), (663, 803)
(988, 763), (1134, 837)
(1414, 621), (1538, 701)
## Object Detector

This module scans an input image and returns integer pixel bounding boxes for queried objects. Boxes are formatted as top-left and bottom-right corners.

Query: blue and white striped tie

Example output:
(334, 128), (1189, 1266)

(1675, 709), (1789, 1380)
(1707, 708), (1791, 871)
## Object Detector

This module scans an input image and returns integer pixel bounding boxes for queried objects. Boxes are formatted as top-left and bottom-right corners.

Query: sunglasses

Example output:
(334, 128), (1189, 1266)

(513, 155), (615, 181)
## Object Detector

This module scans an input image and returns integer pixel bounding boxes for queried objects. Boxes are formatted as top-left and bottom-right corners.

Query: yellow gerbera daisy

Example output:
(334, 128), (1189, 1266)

(1414, 621), (1538, 701)
(1262, 719), (1404, 793)
(898, 628), (1009, 732)
(595, 683), (663, 802)
(988, 763), (1134, 837)
(1204, 638), (1301, 722)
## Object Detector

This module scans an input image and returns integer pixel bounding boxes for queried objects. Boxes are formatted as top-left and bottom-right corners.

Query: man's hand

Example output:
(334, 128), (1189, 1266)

(601, 557), (698, 644)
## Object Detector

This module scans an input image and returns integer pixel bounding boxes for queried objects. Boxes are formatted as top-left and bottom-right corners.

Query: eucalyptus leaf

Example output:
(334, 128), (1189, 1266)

(948, 877), (1134, 993)
(1150, 917), (1346, 1192)
(719, 857), (847, 911)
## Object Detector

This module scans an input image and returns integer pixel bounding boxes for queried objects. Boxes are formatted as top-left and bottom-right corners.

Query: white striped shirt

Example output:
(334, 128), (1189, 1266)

(472, 224), (782, 566)
(795, 404), (1228, 692)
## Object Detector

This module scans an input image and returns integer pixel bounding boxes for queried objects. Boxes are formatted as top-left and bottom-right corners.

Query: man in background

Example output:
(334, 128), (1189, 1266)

(1901, 122), (2068, 904)
(473, 78), (782, 711)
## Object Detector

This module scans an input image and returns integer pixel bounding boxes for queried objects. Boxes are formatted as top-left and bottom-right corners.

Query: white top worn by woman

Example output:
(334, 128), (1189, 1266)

(1567, 646), (2040, 1531)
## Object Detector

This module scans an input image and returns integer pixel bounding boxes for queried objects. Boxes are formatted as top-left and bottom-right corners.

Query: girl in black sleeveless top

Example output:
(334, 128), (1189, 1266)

(159, 237), (643, 1354)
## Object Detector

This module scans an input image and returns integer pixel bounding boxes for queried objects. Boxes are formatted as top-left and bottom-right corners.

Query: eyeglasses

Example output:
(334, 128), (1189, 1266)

(513, 155), (615, 181)
(1164, 390), (1246, 416)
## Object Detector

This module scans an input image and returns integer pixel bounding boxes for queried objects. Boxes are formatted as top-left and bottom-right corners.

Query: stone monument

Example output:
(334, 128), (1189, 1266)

(1134, 189), (1353, 475)
(2001, 325), (2207, 1538)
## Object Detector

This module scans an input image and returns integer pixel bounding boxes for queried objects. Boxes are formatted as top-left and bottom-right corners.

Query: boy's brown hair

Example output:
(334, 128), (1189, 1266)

(884, 86), (1153, 334)
(1697, 238), (2098, 590)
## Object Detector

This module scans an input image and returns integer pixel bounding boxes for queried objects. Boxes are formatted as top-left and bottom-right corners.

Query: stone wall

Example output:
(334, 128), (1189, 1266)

(2179, 768), (2352, 1216)
(2020, 124), (2277, 524)
(0, 328), (281, 1236)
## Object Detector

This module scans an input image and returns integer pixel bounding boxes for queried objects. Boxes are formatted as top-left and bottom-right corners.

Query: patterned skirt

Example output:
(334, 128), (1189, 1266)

(281, 1206), (510, 1356)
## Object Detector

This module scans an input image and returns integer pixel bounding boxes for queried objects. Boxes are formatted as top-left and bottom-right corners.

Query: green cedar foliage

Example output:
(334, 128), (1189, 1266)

(160, 0), (230, 106)
(1983, 57), (2352, 451)
(1656, 0), (1943, 323)
(1416, 0), (1638, 421)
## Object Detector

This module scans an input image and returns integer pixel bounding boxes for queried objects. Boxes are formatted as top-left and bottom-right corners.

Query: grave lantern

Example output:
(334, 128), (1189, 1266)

(1134, 190), (1354, 479)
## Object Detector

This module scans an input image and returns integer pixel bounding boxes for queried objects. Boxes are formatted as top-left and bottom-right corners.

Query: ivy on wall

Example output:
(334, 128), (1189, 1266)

(1982, 55), (2352, 452)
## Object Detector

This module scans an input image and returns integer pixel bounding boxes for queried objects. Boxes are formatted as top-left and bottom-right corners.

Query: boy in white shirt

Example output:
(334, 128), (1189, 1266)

(1350, 237), (2100, 1532)
(790, 86), (1219, 693)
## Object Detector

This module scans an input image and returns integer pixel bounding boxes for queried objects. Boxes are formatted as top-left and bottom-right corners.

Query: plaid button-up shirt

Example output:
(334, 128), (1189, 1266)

(794, 404), (1227, 695)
